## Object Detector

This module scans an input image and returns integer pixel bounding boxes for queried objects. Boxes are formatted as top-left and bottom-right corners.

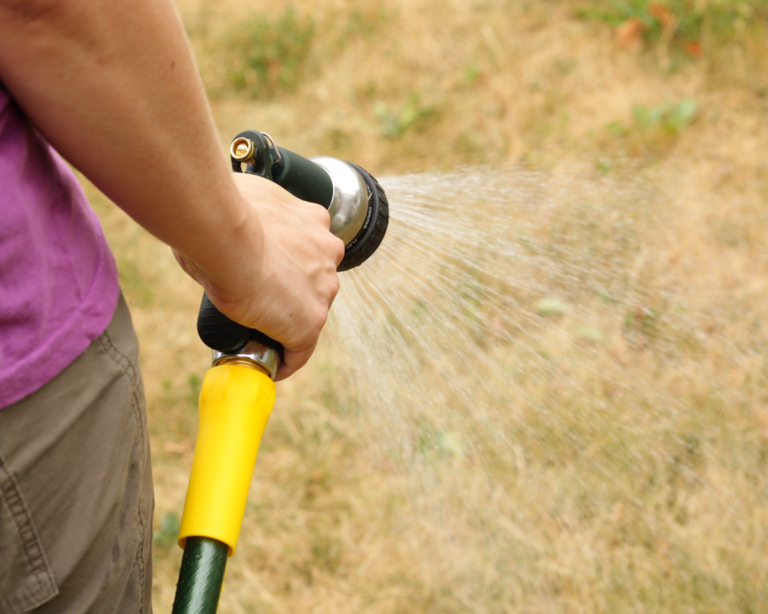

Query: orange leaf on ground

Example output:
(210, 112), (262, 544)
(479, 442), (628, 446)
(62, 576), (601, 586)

(686, 41), (703, 57)
(649, 2), (675, 28)
(615, 17), (647, 52)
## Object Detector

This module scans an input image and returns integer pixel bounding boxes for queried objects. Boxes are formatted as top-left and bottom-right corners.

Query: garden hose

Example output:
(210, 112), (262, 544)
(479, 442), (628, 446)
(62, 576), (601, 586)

(172, 131), (389, 613)
(172, 537), (228, 614)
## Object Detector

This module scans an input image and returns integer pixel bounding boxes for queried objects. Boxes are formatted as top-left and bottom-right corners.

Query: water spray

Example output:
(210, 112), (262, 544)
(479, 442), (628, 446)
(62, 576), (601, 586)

(171, 131), (389, 614)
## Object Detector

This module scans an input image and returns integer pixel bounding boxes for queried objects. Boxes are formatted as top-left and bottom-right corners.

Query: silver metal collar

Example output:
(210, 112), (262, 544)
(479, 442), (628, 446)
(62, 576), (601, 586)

(212, 341), (280, 380)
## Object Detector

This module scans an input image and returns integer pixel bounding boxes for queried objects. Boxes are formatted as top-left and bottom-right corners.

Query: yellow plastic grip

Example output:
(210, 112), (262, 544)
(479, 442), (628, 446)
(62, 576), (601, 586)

(178, 363), (275, 556)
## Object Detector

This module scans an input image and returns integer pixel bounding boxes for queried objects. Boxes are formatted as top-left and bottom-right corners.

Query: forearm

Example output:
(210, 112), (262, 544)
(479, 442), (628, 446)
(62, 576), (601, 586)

(0, 0), (345, 378)
(0, 0), (254, 282)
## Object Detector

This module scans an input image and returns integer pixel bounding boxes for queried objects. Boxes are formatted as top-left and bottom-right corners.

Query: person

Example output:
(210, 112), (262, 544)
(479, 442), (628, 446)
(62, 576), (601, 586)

(0, 0), (345, 612)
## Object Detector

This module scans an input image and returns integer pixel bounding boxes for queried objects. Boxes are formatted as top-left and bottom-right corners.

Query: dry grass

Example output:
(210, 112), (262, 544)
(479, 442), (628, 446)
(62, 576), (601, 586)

(83, 0), (768, 611)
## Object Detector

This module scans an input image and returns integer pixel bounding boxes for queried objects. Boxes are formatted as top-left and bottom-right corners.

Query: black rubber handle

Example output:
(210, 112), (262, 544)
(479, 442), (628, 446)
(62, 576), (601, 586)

(197, 294), (284, 360)
(197, 294), (251, 354)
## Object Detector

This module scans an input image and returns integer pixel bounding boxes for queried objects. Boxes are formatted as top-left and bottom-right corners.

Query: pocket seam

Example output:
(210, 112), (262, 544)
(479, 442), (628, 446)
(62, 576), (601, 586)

(0, 452), (58, 614)
(98, 330), (150, 613)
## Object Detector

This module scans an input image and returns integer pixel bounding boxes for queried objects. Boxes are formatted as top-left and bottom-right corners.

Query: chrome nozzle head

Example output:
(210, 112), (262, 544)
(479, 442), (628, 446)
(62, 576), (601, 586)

(310, 157), (369, 245)
(309, 157), (389, 272)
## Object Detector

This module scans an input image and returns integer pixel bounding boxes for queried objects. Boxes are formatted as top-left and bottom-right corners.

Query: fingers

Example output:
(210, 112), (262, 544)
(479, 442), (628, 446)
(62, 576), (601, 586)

(308, 201), (332, 230)
(275, 344), (316, 381)
(276, 290), (339, 380)
(328, 266), (341, 300)
(308, 206), (343, 266)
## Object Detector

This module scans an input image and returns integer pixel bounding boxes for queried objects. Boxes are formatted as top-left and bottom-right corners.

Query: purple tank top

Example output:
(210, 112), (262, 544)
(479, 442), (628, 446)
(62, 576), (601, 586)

(0, 84), (120, 409)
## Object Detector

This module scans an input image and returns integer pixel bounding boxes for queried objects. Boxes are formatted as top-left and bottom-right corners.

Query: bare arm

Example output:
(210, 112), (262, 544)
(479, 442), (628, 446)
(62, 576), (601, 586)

(0, 0), (344, 379)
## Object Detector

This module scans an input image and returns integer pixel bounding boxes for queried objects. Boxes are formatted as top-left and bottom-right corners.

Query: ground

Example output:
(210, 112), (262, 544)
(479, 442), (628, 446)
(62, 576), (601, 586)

(83, 1), (768, 611)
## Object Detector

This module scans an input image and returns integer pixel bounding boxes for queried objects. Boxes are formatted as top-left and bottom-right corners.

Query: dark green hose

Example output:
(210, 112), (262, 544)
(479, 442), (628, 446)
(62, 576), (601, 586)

(172, 536), (229, 614)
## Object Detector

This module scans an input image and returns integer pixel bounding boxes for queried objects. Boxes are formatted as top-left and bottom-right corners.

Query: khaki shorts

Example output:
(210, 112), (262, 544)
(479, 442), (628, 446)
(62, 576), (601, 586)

(0, 294), (153, 614)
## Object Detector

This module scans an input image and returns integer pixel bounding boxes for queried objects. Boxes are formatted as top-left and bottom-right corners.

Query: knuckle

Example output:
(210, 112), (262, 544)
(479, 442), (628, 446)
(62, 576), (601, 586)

(331, 236), (345, 265)
(312, 205), (331, 226)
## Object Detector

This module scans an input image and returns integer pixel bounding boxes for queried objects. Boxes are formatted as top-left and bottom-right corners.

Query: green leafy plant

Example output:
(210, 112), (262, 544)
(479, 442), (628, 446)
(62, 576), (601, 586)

(224, 10), (315, 98)
(633, 98), (698, 134)
(186, 373), (201, 410)
(607, 99), (698, 142)
(153, 511), (181, 551)
(374, 93), (437, 138)
(463, 64), (482, 87)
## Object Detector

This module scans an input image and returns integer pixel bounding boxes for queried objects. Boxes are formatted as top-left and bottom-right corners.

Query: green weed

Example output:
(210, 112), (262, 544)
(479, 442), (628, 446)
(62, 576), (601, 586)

(333, 4), (389, 48)
(606, 99), (698, 150)
(186, 373), (201, 410)
(463, 64), (482, 87)
(536, 298), (571, 316)
(222, 10), (315, 98)
(374, 93), (437, 138)
(633, 99), (697, 134)
(595, 157), (614, 175)
(153, 511), (181, 551)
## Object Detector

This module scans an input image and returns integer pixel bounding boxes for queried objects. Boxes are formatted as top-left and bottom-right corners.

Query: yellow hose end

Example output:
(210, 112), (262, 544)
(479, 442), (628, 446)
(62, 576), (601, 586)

(178, 363), (276, 556)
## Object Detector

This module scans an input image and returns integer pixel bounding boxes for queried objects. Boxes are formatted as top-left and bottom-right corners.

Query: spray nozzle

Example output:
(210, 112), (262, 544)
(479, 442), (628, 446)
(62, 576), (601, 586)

(228, 130), (388, 271)
(197, 130), (390, 372)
